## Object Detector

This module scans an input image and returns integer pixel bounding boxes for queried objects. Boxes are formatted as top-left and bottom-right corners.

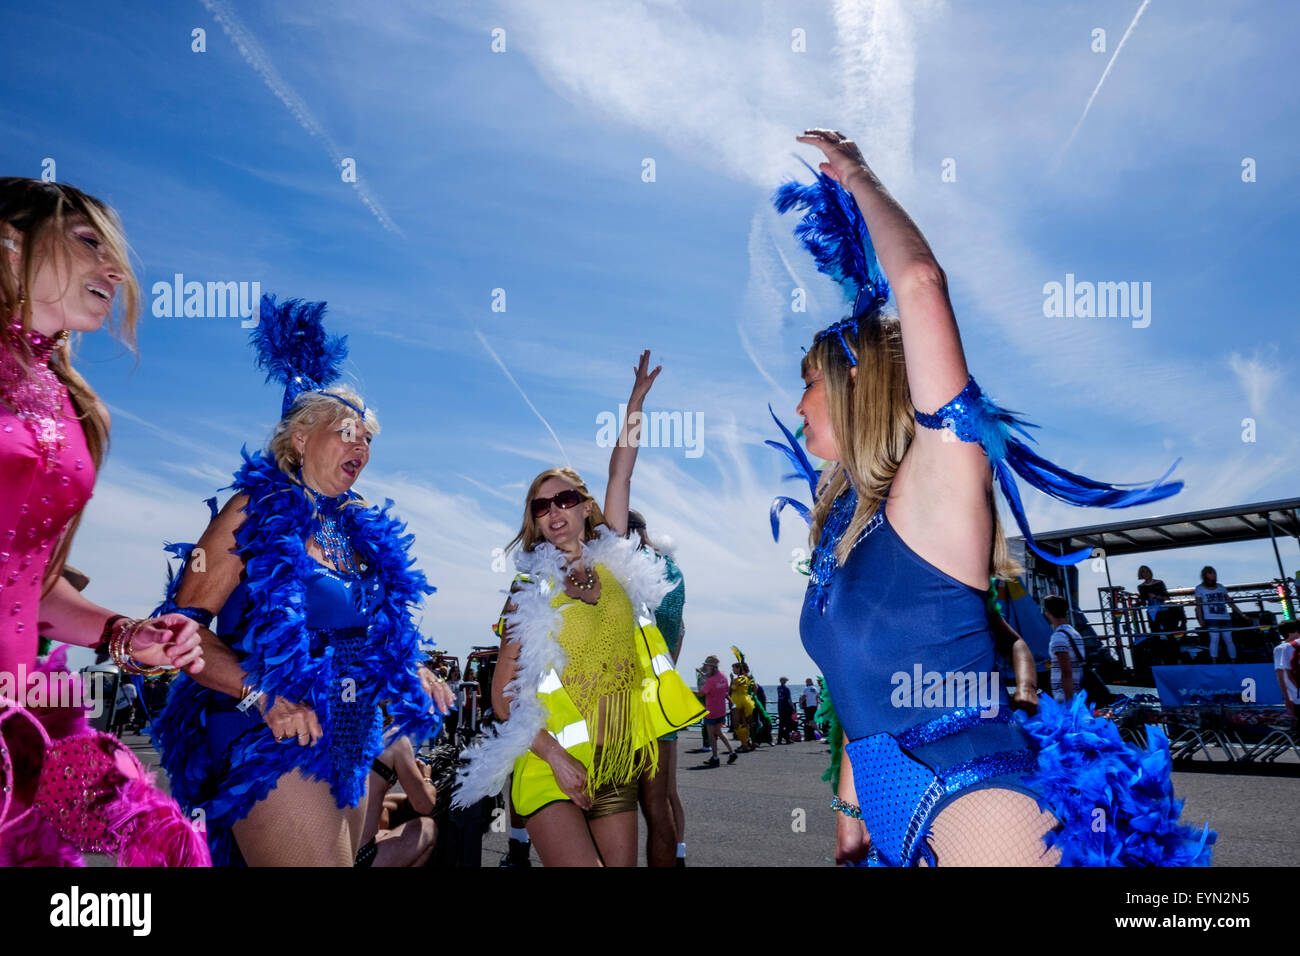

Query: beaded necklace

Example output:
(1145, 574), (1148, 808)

(0, 324), (70, 470)
(298, 470), (363, 576)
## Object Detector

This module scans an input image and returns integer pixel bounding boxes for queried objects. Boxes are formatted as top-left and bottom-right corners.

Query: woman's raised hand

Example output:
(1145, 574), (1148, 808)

(629, 349), (662, 406)
(127, 614), (205, 675)
(796, 128), (870, 189)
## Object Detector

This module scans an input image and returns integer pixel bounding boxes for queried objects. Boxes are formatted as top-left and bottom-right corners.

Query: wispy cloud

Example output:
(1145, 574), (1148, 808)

(198, 0), (404, 235)
(472, 327), (572, 468)
(492, 0), (831, 188)
(1228, 349), (1281, 420)
(1053, 0), (1152, 170)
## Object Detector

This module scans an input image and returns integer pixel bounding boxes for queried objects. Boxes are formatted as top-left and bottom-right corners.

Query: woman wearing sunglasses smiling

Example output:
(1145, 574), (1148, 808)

(454, 350), (704, 866)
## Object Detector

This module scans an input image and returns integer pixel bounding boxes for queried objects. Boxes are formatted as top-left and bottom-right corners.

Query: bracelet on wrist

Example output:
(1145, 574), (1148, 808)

(831, 795), (864, 820)
(111, 618), (173, 678)
(236, 685), (265, 713)
(96, 614), (128, 654)
(107, 617), (138, 672)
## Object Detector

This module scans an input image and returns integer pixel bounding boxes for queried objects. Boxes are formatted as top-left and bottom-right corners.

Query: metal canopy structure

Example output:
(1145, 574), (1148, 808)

(1014, 497), (1300, 561)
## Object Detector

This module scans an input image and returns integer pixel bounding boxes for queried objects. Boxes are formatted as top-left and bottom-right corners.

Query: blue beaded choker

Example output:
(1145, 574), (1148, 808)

(298, 470), (362, 575)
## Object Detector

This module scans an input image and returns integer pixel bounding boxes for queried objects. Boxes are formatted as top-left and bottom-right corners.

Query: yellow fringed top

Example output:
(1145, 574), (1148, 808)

(552, 564), (656, 790)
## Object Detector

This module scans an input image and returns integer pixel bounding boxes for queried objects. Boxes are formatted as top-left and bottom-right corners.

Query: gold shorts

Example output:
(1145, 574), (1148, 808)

(583, 780), (639, 821)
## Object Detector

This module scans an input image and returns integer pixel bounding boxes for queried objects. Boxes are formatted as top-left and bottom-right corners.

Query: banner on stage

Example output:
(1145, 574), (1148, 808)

(1150, 664), (1283, 708)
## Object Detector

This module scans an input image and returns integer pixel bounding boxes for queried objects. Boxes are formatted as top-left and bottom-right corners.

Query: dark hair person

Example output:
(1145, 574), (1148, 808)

(769, 130), (1212, 867)
(0, 178), (207, 866)
(628, 509), (690, 867)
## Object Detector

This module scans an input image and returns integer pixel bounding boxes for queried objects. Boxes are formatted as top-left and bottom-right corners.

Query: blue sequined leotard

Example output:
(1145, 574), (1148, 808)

(792, 378), (1214, 867)
(199, 562), (387, 784)
(800, 486), (1039, 866)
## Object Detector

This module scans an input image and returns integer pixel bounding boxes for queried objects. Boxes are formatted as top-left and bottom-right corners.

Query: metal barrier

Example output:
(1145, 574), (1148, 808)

(1156, 704), (1298, 765)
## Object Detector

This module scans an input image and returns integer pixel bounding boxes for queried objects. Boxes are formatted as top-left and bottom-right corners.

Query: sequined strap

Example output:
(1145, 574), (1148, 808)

(169, 606), (215, 629)
(913, 375), (984, 442)
(354, 838), (378, 867)
(897, 704), (1012, 751)
(941, 749), (1039, 793)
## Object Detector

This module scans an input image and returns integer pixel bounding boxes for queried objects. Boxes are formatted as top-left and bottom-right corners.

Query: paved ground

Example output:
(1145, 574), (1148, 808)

(479, 733), (1300, 867)
(99, 731), (1297, 867)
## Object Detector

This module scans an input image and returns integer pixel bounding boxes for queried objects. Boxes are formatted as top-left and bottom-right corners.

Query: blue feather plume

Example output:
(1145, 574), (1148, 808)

(772, 158), (890, 315)
(1016, 693), (1215, 866)
(962, 387), (1183, 565)
(249, 294), (349, 418)
(765, 405), (821, 540)
(912, 378), (1183, 566)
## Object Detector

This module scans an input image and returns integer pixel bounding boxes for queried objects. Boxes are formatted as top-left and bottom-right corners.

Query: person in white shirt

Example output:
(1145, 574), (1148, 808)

(800, 678), (820, 739)
(1193, 566), (1244, 663)
(1274, 620), (1300, 726)
(1043, 595), (1084, 704)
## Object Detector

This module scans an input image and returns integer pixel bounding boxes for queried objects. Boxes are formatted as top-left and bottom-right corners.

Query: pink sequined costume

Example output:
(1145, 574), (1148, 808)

(0, 327), (210, 866)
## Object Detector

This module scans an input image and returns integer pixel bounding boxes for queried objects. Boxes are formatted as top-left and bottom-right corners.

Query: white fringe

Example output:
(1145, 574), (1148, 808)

(451, 527), (671, 807)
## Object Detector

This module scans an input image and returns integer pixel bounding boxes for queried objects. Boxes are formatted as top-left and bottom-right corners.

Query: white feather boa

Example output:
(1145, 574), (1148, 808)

(452, 527), (673, 807)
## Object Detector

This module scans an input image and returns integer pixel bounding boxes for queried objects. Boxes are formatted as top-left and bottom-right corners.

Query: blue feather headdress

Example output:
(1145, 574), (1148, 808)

(250, 294), (365, 420)
(767, 166), (1183, 566)
(772, 158), (891, 365)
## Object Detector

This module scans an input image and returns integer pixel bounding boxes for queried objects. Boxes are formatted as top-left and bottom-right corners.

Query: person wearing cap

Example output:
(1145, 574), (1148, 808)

(698, 655), (737, 766)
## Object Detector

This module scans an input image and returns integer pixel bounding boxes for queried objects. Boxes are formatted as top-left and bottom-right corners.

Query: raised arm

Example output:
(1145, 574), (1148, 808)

(604, 349), (661, 537)
(798, 129), (992, 589)
(797, 129), (969, 413)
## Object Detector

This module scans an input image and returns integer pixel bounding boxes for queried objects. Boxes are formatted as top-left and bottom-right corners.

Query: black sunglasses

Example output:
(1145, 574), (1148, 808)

(530, 488), (584, 519)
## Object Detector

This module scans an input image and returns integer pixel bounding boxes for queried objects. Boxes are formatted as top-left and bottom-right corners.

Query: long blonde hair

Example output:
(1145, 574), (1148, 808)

(508, 467), (605, 554)
(0, 178), (142, 593)
(804, 313), (1020, 580)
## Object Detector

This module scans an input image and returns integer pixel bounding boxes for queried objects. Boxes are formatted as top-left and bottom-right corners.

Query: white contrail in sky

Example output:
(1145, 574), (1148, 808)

(472, 327), (572, 469)
(199, 0), (403, 236)
(1054, 0), (1152, 170)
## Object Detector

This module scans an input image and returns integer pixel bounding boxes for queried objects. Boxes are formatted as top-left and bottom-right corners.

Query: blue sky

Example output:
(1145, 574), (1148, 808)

(7, 0), (1298, 679)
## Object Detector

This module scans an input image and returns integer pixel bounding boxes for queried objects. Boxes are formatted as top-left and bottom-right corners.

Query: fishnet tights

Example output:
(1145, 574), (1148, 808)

(916, 787), (1061, 867)
(232, 768), (368, 867)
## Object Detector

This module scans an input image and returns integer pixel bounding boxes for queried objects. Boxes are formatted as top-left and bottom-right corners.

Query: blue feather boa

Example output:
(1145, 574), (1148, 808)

(1015, 693), (1215, 866)
(150, 450), (440, 865)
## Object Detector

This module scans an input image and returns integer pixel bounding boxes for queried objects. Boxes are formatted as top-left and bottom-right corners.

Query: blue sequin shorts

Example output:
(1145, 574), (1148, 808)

(845, 707), (1039, 866)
